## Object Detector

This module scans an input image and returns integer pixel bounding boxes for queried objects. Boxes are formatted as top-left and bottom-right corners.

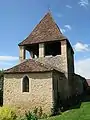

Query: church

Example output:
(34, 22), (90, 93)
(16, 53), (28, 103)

(3, 12), (86, 114)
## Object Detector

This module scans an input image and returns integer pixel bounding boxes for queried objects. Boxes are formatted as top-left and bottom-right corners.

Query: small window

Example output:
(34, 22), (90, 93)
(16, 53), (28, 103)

(22, 76), (29, 92)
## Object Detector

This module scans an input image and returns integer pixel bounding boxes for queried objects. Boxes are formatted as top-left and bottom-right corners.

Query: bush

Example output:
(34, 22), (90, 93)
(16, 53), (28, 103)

(24, 107), (48, 119)
(25, 111), (38, 120)
(0, 106), (17, 120)
(16, 112), (38, 120)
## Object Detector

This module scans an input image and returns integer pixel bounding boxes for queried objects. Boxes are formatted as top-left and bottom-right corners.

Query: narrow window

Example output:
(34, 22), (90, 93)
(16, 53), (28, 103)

(22, 76), (29, 92)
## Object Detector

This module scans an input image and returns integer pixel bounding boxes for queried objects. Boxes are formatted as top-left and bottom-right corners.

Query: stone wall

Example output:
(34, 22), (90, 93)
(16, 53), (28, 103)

(4, 72), (53, 115)
(71, 74), (85, 96)
(19, 46), (26, 62)
(52, 71), (69, 111)
(67, 43), (74, 75)
(36, 40), (68, 78)
(66, 41), (74, 96)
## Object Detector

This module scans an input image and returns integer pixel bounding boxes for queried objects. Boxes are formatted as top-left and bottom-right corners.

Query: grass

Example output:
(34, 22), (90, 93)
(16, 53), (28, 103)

(45, 102), (90, 120)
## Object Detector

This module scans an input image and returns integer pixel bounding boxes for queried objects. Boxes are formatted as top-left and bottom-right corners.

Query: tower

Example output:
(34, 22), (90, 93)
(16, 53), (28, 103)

(18, 12), (74, 79)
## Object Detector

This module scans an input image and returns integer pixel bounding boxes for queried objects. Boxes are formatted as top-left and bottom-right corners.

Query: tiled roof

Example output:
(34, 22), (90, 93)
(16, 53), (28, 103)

(19, 12), (67, 46)
(4, 59), (54, 73)
(36, 56), (65, 73)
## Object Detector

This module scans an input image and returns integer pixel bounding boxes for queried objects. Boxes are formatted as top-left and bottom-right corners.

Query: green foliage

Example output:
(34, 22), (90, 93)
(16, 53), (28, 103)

(0, 106), (17, 120)
(44, 102), (90, 120)
(25, 111), (38, 120)
(0, 70), (4, 85)
(0, 70), (4, 78)
(0, 70), (4, 106)
(16, 111), (38, 120)
(0, 70), (4, 89)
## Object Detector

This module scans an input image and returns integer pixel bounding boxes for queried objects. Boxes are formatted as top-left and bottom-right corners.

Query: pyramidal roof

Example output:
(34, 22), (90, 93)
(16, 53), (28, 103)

(19, 12), (67, 46)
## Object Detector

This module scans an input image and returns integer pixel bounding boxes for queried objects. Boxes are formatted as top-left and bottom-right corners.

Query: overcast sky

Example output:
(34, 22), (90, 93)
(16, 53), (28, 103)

(0, 0), (90, 79)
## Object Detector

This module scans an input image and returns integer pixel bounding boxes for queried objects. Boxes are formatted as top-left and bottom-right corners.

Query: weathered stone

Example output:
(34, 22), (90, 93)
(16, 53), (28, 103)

(4, 72), (53, 115)
(19, 46), (26, 63)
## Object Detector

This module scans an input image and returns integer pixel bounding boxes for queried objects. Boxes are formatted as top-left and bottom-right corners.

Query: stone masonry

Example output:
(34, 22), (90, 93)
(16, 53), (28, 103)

(4, 72), (53, 115)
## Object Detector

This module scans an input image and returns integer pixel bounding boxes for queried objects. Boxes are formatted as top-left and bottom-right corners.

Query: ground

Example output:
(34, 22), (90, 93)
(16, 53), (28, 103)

(45, 102), (90, 120)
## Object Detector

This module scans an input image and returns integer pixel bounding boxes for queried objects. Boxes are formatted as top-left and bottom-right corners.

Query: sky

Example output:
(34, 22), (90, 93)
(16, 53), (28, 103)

(0, 0), (90, 79)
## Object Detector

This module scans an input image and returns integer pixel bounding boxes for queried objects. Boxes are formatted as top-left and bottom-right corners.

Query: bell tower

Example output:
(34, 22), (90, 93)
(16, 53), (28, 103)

(18, 12), (74, 78)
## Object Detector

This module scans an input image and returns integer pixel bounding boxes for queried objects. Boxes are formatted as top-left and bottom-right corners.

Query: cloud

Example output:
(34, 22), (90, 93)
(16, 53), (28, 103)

(0, 61), (18, 70)
(0, 56), (18, 61)
(74, 42), (90, 78)
(75, 58), (90, 79)
(60, 24), (72, 34)
(78, 0), (89, 8)
(66, 5), (72, 9)
(73, 42), (90, 52)
(64, 25), (72, 31)
(0, 56), (18, 70)
(0, 61), (12, 65)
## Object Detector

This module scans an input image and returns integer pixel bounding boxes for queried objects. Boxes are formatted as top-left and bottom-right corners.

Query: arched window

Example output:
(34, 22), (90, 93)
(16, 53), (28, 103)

(22, 76), (29, 92)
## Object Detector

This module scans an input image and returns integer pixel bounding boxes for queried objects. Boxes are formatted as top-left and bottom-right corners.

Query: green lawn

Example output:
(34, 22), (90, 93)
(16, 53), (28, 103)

(46, 102), (90, 120)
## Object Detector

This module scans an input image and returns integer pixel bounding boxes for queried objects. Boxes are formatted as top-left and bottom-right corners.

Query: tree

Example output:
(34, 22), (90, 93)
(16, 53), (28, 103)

(0, 70), (4, 106)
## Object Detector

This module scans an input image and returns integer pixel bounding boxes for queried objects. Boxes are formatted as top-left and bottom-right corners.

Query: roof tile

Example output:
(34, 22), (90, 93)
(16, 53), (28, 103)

(19, 12), (66, 46)
(4, 59), (53, 73)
